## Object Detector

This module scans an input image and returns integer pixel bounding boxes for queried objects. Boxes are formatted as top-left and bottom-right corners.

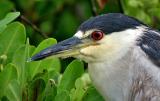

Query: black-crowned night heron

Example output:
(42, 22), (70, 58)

(29, 13), (160, 101)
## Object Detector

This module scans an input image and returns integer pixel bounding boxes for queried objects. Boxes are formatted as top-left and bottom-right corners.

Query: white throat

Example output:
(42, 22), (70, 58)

(88, 46), (160, 101)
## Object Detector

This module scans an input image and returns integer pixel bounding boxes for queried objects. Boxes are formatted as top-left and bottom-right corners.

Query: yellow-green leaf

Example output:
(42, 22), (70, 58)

(0, 22), (26, 64)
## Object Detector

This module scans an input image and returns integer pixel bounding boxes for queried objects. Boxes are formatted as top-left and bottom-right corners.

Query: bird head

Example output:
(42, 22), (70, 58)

(30, 13), (145, 63)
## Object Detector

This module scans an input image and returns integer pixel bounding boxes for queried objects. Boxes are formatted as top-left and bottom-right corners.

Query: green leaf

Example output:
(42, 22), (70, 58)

(80, 73), (91, 88)
(5, 80), (21, 101)
(42, 79), (57, 101)
(12, 39), (34, 86)
(0, 12), (20, 33)
(55, 90), (70, 101)
(58, 60), (84, 92)
(0, 0), (14, 19)
(0, 22), (26, 64)
(70, 78), (85, 101)
(32, 38), (57, 55)
(30, 70), (59, 101)
(0, 64), (18, 98)
(12, 46), (25, 78)
(82, 86), (105, 101)
(29, 38), (61, 79)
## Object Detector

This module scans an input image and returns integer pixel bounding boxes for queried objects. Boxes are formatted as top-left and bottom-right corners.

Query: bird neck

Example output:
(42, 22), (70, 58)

(88, 53), (131, 101)
(88, 46), (160, 101)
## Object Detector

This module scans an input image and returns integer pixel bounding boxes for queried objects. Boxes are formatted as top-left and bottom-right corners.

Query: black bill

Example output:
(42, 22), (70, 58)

(29, 37), (84, 61)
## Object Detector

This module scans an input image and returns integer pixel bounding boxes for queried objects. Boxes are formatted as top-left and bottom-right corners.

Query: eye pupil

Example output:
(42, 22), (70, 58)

(91, 31), (104, 40)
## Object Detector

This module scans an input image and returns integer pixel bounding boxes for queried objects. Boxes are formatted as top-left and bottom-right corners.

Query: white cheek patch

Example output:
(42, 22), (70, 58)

(74, 31), (83, 39)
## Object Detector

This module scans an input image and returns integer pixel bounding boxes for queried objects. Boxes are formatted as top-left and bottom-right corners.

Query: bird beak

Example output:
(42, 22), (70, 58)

(29, 37), (90, 61)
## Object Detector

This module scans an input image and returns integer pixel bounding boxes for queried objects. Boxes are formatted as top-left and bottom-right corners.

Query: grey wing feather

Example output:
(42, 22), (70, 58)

(138, 29), (160, 66)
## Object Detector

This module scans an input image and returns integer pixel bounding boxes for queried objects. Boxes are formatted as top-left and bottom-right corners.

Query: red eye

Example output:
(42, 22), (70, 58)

(91, 31), (104, 41)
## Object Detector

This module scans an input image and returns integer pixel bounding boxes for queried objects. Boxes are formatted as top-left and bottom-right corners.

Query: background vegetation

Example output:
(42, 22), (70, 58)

(0, 0), (160, 101)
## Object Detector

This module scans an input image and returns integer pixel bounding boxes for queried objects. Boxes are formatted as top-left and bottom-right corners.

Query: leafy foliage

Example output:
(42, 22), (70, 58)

(0, 12), (104, 101)
(121, 0), (160, 28)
